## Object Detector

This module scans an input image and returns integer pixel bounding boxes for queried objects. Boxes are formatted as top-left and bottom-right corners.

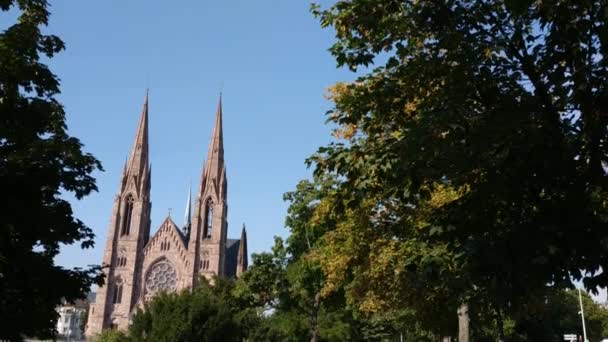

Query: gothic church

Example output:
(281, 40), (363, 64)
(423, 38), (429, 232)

(86, 93), (248, 335)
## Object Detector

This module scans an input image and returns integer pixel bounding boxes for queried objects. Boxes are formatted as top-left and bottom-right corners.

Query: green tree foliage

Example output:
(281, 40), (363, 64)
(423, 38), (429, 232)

(93, 329), (129, 342)
(237, 179), (440, 341)
(235, 179), (357, 341)
(0, 0), (103, 339)
(120, 277), (255, 342)
(473, 289), (608, 341)
(237, 236), (346, 341)
(309, 0), (608, 327)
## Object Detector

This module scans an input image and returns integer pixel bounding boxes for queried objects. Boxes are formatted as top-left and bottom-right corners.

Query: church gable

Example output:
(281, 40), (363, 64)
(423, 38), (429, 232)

(142, 217), (189, 271)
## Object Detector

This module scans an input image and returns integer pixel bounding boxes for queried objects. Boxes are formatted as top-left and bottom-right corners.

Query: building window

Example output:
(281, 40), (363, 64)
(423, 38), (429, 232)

(204, 199), (213, 239)
(160, 240), (171, 251)
(121, 195), (135, 236)
(200, 251), (210, 271)
(112, 277), (123, 304)
(117, 256), (127, 267)
(145, 259), (177, 295)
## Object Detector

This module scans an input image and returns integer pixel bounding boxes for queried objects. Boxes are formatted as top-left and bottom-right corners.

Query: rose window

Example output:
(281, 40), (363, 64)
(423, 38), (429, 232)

(145, 260), (177, 294)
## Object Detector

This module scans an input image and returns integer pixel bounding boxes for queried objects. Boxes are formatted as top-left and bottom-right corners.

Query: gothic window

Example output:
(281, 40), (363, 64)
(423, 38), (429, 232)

(117, 247), (127, 267)
(145, 259), (177, 295)
(117, 256), (127, 267)
(121, 195), (135, 236)
(204, 199), (213, 239)
(200, 251), (210, 271)
(160, 240), (171, 251)
(112, 277), (123, 304)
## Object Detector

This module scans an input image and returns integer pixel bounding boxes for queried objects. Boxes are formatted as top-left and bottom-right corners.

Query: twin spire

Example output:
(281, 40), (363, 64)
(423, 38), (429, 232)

(126, 91), (225, 236)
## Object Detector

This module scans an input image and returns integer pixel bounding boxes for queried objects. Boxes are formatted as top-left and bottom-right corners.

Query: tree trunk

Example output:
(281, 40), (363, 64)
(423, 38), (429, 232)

(310, 292), (321, 342)
(496, 309), (504, 342)
(457, 303), (469, 342)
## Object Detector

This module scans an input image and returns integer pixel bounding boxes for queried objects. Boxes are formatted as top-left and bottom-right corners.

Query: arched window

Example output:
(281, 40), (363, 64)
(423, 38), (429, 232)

(204, 200), (213, 239)
(112, 277), (123, 304)
(160, 240), (171, 251)
(200, 251), (210, 271)
(116, 248), (127, 267)
(121, 195), (135, 236)
(116, 256), (127, 267)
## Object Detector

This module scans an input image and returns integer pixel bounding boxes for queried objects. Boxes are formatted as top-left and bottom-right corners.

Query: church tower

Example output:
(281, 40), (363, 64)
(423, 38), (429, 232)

(187, 96), (229, 286)
(87, 93), (152, 334)
(86, 93), (247, 337)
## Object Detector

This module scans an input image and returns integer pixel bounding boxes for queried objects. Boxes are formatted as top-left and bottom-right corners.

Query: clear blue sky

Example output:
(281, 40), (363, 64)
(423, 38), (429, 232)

(12, 1), (356, 271)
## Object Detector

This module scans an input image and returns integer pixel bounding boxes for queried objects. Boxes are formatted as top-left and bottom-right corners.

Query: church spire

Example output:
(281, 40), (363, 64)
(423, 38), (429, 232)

(123, 90), (150, 197)
(206, 95), (224, 172)
(182, 184), (192, 238)
(200, 95), (225, 202)
(236, 223), (248, 277)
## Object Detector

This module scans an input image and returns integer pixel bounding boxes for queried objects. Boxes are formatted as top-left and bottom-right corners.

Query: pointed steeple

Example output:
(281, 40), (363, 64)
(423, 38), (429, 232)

(236, 223), (248, 276)
(200, 94), (226, 202)
(124, 90), (150, 196)
(206, 95), (224, 172)
(183, 184), (192, 237)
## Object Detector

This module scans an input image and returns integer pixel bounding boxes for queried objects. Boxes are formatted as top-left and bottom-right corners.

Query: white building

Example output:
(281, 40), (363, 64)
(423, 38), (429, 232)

(56, 299), (89, 340)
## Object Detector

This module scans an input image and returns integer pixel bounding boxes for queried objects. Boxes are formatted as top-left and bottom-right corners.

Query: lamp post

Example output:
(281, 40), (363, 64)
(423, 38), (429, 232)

(578, 288), (588, 342)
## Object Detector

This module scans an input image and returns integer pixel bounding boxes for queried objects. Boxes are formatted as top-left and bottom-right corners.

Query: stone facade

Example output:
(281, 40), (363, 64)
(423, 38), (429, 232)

(86, 94), (248, 336)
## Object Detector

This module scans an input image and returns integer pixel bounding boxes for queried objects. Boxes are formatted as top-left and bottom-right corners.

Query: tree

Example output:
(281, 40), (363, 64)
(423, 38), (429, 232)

(310, 0), (608, 334)
(482, 289), (608, 341)
(127, 277), (252, 342)
(93, 330), (129, 342)
(0, 0), (103, 339)
(237, 178), (443, 341)
(236, 179), (359, 341)
(236, 237), (328, 341)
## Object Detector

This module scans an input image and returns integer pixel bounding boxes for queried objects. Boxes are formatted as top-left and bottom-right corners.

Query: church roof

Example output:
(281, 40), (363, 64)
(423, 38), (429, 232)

(224, 238), (240, 278)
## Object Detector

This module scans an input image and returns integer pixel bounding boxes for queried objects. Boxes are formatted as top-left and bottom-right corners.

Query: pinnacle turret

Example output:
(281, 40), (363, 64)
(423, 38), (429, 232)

(236, 223), (248, 276)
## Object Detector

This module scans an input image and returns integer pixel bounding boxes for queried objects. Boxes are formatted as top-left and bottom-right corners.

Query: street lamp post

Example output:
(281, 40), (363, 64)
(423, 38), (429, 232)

(578, 288), (588, 342)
